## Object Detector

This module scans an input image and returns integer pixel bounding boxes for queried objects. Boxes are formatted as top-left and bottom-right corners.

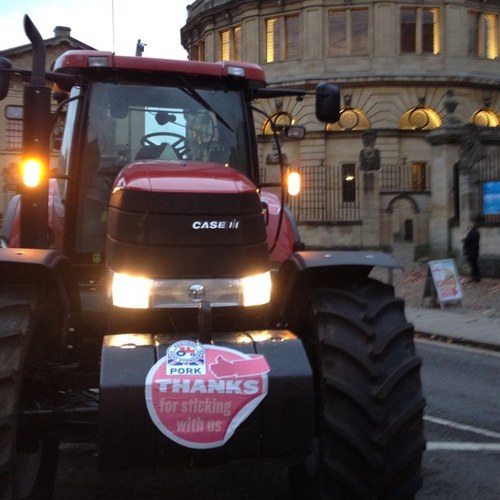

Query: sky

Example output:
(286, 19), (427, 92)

(0, 0), (188, 59)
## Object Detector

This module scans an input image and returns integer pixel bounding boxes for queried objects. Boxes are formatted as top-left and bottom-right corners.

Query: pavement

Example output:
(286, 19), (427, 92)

(406, 306), (500, 350)
(378, 248), (500, 351)
(379, 243), (500, 351)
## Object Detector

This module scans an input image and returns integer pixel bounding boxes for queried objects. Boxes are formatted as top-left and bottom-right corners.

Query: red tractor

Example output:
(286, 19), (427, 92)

(0, 16), (425, 500)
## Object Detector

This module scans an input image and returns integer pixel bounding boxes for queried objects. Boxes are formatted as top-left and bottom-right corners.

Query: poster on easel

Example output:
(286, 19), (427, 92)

(422, 259), (463, 308)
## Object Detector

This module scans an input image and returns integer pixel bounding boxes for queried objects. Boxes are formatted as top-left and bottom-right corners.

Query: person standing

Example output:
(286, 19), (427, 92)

(462, 218), (481, 282)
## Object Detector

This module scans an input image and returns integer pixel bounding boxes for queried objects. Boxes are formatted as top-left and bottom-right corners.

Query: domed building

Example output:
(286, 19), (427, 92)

(181, 0), (500, 273)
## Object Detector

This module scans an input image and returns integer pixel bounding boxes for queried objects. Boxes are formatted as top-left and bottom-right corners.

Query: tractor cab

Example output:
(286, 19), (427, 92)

(51, 52), (264, 263)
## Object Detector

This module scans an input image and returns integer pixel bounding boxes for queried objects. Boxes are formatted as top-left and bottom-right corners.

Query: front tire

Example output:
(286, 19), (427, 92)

(0, 286), (58, 500)
(293, 278), (426, 499)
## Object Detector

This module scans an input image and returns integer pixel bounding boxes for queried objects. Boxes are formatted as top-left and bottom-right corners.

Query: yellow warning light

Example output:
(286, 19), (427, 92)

(21, 158), (44, 188)
(287, 171), (301, 196)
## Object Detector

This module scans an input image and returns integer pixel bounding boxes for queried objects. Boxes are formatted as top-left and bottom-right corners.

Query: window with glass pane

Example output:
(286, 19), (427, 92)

(412, 162), (427, 191)
(234, 26), (241, 60)
(422, 8), (439, 54)
(329, 10), (347, 56)
(266, 18), (279, 62)
(485, 13), (498, 59)
(401, 8), (417, 53)
(285, 15), (299, 59)
(468, 11), (498, 58)
(342, 164), (356, 203)
(220, 30), (230, 60)
(401, 7), (440, 55)
(5, 106), (23, 150)
(76, 82), (252, 254)
(5, 119), (23, 150)
(468, 11), (480, 56)
(351, 9), (368, 55)
(193, 41), (205, 61)
(329, 8), (368, 56)
(220, 27), (241, 61)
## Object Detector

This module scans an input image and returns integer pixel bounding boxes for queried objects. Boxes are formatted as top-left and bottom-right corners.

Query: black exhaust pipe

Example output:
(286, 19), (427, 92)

(20, 15), (51, 249)
(24, 15), (46, 86)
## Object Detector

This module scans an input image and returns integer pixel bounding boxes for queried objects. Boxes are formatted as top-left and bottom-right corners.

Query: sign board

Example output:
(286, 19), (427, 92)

(145, 340), (270, 449)
(483, 181), (500, 215)
(422, 259), (463, 307)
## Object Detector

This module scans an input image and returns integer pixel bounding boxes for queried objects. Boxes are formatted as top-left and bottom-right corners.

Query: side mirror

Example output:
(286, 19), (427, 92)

(315, 82), (340, 124)
(0, 57), (12, 100)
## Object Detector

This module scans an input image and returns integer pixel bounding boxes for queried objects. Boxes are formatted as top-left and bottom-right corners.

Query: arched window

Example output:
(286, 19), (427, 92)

(326, 107), (370, 131)
(400, 106), (441, 130)
(262, 111), (294, 135)
(471, 108), (500, 127)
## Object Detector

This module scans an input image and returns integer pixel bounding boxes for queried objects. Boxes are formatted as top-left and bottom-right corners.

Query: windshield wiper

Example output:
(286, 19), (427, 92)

(176, 76), (233, 132)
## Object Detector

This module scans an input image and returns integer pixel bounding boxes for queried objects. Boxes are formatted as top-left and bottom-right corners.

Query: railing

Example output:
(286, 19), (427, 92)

(380, 162), (430, 193)
(262, 162), (431, 223)
(476, 150), (500, 223)
(287, 164), (361, 223)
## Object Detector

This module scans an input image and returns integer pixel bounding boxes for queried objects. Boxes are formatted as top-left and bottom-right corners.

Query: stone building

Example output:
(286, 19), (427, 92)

(0, 26), (95, 216)
(181, 0), (500, 273)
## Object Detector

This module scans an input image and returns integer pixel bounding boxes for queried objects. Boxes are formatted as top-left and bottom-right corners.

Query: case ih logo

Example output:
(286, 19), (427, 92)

(192, 219), (240, 230)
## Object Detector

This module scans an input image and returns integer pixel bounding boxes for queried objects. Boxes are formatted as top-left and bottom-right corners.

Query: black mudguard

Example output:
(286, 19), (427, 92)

(0, 248), (79, 350)
(273, 250), (400, 323)
(285, 249), (400, 274)
(99, 329), (313, 469)
(0, 247), (73, 288)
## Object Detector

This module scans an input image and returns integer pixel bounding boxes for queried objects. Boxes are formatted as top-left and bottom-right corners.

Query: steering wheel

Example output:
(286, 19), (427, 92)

(140, 132), (189, 159)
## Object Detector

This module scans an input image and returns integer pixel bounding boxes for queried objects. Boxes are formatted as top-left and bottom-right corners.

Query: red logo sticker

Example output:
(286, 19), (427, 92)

(145, 341), (270, 449)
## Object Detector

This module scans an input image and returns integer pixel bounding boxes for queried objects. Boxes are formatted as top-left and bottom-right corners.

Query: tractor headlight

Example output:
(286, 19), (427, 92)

(111, 272), (153, 309)
(241, 271), (272, 307)
(110, 270), (271, 309)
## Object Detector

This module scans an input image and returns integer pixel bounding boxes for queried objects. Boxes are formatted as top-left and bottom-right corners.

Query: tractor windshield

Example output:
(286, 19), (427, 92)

(75, 81), (252, 254)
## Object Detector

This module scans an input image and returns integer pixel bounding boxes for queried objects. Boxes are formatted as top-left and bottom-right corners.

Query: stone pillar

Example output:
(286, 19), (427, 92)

(458, 168), (480, 239)
(426, 90), (462, 258)
(359, 130), (381, 249)
(360, 171), (381, 248)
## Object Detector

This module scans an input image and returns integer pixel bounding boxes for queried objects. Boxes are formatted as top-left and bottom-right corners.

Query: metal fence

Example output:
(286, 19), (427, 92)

(278, 162), (430, 223)
(287, 164), (361, 223)
(476, 150), (500, 223)
(380, 162), (430, 193)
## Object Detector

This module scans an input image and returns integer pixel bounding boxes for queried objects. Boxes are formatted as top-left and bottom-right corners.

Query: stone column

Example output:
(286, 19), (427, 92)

(359, 130), (381, 248)
(426, 90), (462, 258)
(360, 171), (381, 248)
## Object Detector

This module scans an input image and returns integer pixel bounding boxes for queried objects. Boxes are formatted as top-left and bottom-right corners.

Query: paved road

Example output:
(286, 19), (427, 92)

(417, 340), (500, 500)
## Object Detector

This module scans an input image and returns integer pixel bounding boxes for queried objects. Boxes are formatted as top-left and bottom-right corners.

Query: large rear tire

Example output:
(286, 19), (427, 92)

(0, 286), (58, 500)
(292, 278), (426, 499)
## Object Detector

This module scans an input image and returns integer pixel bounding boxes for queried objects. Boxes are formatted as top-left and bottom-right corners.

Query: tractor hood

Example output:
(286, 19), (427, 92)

(106, 161), (269, 278)
(112, 160), (259, 196)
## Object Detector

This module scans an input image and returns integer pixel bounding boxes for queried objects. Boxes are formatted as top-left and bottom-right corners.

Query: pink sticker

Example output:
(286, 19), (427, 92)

(145, 341), (270, 449)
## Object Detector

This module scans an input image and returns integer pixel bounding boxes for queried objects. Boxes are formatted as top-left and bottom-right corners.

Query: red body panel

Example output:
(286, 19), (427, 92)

(6, 179), (64, 249)
(6, 200), (20, 248)
(260, 190), (295, 263)
(53, 51), (266, 84)
(113, 161), (259, 195)
(48, 179), (64, 250)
